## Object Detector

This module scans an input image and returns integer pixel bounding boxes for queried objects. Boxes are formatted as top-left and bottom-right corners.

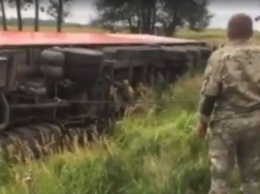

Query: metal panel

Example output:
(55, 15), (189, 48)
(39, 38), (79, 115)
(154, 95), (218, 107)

(0, 31), (205, 46)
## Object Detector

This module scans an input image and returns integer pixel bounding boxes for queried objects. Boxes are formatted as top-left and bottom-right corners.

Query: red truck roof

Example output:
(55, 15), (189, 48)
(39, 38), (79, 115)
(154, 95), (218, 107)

(0, 31), (203, 46)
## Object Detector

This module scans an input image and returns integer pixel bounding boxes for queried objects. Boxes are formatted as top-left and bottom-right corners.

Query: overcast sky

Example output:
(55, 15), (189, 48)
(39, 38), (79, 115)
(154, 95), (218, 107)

(3, 0), (260, 30)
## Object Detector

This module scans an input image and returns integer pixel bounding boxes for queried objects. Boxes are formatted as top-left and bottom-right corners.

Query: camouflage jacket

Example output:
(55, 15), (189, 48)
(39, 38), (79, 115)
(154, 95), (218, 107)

(200, 40), (260, 121)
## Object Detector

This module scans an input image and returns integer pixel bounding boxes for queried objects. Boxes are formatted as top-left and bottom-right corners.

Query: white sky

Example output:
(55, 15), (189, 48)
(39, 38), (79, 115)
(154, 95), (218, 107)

(3, 1), (260, 30)
(4, 1), (97, 24)
(208, 1), (260, 30)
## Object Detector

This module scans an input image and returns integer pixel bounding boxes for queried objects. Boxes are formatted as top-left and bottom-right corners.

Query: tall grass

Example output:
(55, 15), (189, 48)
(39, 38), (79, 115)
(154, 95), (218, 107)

(0, 72), (245, 193)
(0, 74), (216, 194)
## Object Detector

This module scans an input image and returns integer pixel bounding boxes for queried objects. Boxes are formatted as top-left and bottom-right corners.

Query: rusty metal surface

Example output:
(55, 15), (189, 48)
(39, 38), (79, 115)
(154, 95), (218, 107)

(0, 31), (205, 46)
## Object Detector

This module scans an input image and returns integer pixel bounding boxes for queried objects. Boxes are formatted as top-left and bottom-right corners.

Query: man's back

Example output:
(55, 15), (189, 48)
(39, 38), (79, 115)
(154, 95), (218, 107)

(197, 13), (260, 194)
(205, 41), (260, 120)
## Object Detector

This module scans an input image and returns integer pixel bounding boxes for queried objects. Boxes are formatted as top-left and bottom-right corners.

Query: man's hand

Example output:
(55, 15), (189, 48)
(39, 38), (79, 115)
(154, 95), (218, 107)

(195, 117), (209, 139)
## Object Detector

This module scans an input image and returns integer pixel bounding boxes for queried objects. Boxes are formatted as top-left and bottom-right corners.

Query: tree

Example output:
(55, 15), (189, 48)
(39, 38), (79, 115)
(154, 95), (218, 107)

(255, 15), (260, 22)
(156, 0), (188, 36)
(93, 0), (212, 36)
(34, 0), (39, 31)
(183, 0), (213, 32)
(45, 0), (73, 32)
(8, 0), (33, 31)
(0, 0), (7, 30)
(16, 0), (22, 30)
(94, 0), (158, 34)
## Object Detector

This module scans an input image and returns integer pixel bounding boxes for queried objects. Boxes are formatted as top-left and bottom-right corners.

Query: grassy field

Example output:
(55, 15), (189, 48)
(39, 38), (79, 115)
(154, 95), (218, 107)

(0, 26), (254, 193)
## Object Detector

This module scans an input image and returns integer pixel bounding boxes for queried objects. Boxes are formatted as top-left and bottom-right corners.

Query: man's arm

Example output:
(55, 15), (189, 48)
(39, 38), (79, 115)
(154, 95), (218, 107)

(105, 75), (123, 88)
(198, 51), (224, 125)
(199, 95), (217, 124)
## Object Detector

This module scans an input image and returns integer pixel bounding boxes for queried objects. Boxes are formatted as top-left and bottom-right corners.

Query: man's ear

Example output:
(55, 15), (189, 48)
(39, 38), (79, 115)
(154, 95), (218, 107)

(226, 28), (233, 40)
(248, 29), (253, 38)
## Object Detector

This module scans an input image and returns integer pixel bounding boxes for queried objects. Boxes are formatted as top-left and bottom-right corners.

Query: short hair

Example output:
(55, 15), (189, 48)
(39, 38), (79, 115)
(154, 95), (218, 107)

(227, 13), (253, 40)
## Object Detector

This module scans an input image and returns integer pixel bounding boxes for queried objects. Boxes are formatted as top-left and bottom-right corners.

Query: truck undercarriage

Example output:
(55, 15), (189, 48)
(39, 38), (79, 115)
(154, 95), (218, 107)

(0, 32), (213, 161)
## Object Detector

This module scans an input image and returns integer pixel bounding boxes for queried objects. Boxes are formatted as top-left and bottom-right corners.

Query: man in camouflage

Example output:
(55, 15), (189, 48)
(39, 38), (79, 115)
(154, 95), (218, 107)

(196, 13), (260, 194)
(107, 77), (135, 114)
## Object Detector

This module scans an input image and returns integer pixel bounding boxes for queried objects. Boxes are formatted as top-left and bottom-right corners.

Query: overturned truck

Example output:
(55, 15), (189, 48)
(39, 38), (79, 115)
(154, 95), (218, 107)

(0, 31), (212, 161)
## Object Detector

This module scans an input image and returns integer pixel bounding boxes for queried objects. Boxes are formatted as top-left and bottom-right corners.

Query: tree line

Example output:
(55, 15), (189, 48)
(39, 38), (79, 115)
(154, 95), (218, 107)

(0, 17), (84, 27)
(92, 0), (213, 36)
(0, 0), (213, 36)
(0, 0), (73, 31)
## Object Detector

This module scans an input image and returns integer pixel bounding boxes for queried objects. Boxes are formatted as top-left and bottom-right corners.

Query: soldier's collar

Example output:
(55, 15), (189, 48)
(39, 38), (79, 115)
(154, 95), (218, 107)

(229, 39), (250, 45)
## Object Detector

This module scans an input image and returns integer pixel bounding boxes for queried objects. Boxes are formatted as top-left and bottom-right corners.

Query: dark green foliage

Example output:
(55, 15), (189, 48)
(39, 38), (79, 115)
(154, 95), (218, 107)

(92, 0), (214, 35)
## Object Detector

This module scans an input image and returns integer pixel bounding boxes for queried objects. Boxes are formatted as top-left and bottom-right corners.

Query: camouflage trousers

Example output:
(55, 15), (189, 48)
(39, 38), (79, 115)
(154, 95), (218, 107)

(208, 116), (260, 194)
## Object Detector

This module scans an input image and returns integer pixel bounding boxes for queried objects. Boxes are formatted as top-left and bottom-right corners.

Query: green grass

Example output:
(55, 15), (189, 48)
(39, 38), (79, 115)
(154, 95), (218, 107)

(0, 74), (215, 194)
(0, 74), (244, 193)
(176, 28), (260, 44)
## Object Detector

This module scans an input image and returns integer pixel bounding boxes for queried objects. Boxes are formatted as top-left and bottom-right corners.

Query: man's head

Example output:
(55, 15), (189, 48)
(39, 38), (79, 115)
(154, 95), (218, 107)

(122, 79), (130, 87)
(227, 13), (253, 41)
